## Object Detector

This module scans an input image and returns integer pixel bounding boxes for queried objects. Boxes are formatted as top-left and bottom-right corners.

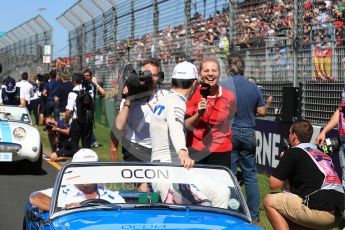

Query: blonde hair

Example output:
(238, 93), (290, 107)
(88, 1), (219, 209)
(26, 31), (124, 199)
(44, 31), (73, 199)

(199, 57), (220, 73)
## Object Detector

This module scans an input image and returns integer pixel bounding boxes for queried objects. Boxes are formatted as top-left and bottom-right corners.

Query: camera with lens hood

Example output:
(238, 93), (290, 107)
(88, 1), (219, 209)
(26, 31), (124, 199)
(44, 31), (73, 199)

(319, 136), (340, 155)
(281, 136), (340, 155)
(121, 64), (153, 100)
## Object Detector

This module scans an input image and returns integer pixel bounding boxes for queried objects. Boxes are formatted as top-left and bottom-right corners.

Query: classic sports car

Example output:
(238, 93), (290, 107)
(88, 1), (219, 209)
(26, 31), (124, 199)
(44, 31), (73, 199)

(23, 162), (262, 229)
(0, 105), (42, 171)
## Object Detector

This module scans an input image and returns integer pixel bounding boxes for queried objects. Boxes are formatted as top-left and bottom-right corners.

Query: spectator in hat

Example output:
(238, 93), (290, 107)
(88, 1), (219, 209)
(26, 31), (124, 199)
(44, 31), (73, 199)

(0, 76), (20, 106)
(29, 148), (126, 211)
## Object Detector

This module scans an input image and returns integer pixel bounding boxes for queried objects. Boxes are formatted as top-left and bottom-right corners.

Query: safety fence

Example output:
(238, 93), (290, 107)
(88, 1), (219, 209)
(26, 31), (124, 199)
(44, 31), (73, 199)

(0, 15), (52, 79)
(0, 0), (342, 126)
(55, 0), (345, 126)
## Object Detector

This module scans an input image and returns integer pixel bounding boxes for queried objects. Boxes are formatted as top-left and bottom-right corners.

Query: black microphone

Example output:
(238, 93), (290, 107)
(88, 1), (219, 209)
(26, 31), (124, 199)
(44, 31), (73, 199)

(198, 83), (211, 116)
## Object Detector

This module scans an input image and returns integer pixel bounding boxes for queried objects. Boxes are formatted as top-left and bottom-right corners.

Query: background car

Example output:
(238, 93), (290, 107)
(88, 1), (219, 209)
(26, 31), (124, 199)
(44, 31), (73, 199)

(0, 105), (42, 172)
(24, 162), (262, 229)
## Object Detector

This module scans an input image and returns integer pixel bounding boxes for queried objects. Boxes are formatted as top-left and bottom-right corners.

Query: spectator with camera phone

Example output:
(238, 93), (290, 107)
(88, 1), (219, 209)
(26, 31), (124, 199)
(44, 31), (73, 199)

(116, 58), (168, 163)
(45, 116), (72, 162)
(185, 57), (236, 167)
(264, 119), (344, 230)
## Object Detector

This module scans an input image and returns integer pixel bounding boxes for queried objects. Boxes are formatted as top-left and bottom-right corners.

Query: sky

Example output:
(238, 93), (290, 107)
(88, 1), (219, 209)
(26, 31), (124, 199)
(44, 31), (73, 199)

(0, 0), (76, 58)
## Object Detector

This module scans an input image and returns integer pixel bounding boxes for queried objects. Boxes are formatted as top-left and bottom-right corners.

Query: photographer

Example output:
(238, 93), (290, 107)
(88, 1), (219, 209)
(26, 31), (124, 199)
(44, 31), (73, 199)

(316, 98), (345, 187)
(116, 58), (168, 162)
(264, 119), (344, 230)
(44, 117), (72, 162)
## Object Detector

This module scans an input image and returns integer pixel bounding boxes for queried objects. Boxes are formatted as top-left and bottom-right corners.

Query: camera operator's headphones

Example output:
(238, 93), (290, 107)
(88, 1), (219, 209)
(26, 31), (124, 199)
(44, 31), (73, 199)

(139, 58), (165, 84)
(157, 71), (164, 83)
(138, 67), (164, 84)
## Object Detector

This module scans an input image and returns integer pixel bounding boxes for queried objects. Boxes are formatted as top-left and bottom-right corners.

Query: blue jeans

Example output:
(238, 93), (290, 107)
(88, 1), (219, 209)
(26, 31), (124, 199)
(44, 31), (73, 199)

(231, 127), (260, 221)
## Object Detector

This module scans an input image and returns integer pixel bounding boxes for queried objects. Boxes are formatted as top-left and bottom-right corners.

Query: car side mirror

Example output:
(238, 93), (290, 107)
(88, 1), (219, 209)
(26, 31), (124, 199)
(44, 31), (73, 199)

(28, 206), (43, 222)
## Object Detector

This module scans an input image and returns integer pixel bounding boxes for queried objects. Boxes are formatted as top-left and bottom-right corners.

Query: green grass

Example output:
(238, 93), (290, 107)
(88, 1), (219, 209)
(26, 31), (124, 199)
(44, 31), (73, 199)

(38, 123), (345, 230)
(38, 123), (112, 160)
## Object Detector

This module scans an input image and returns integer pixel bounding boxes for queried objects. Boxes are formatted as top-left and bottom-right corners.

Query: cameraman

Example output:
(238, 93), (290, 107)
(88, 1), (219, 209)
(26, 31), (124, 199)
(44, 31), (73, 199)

(264, 119), (344, 230)
(116, 58), (168, 162)
(45, 117), (72, 162)
(82, 68), (105, 148)
(64, 73), (94, 155)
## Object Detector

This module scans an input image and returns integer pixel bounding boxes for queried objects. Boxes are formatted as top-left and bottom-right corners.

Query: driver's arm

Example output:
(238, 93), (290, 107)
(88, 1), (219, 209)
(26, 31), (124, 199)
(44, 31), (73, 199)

(29, 191), (52, 212)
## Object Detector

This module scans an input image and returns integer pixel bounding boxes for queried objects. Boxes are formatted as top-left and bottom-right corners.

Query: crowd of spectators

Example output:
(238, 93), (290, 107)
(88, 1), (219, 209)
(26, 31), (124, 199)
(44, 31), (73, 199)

(52, 0), (345, 85)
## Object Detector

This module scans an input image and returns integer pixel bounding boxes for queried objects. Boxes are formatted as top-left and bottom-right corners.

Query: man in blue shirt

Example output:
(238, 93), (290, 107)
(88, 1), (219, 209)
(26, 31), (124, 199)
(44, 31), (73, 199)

(44, 70), (61, 121)
(221, 54), (272, 223)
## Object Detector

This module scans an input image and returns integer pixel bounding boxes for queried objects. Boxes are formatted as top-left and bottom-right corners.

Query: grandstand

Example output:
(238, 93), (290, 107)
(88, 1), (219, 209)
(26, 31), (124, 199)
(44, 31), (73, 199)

(1, 0), (345, 126)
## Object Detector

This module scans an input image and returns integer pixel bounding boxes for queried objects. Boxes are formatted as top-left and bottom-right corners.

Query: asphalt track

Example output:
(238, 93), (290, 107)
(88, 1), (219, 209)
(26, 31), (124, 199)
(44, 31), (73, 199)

(0, 159), (60, 230)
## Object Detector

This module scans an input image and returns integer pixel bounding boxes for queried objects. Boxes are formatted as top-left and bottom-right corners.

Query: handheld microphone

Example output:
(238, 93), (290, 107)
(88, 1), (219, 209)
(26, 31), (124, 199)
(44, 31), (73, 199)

(198, 83), (211, 116)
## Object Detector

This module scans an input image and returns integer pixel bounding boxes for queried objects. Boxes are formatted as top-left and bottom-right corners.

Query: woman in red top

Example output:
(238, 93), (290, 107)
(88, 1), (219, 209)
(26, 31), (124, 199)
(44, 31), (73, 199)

(185, 57), (236, 167)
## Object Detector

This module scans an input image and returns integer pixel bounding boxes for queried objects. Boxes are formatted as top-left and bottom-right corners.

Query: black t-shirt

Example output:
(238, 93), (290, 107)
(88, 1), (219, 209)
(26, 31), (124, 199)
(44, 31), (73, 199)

(272, 147), (344, 213)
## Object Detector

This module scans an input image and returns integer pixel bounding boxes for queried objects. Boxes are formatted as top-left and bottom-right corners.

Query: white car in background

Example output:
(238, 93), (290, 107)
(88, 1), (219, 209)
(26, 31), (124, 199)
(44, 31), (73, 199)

(0, 105), (42, 172)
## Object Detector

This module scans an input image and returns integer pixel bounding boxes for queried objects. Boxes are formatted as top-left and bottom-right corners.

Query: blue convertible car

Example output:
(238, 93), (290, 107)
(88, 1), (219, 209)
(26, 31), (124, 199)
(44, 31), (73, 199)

(23, 162), (262, 229)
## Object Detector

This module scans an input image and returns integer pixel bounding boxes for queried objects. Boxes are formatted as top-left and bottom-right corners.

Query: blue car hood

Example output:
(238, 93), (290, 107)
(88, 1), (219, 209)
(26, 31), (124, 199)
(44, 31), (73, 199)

(49, 209), (261, 230)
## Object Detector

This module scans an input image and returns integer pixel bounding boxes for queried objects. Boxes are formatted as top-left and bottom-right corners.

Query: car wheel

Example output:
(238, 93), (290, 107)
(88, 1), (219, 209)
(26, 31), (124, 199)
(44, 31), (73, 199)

(22, 217), (26, 230)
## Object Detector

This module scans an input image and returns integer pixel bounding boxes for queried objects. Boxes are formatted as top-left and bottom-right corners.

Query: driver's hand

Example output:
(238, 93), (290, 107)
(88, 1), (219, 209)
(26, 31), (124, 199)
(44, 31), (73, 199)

(65, 202), (80, 209)
(178, 149), (194, 169)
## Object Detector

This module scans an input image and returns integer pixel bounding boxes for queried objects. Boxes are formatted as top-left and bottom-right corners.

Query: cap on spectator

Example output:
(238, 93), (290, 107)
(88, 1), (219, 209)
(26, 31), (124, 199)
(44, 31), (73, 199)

(172, 61), (198, 80)
(208, 29), (217, 35)
(200, 27), (206, 32)
(5, 77), (16, 93)
(335, 21), (344, 27)
(268, 29), (275, 35)
(72, 148), (99, 162)
(251, 18), (257, 22)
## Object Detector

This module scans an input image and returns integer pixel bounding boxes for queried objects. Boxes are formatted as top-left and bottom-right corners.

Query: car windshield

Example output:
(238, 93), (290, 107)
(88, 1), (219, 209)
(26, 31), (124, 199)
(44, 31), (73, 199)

(50, 162), (251, 221)
(0, 106), (31, 124)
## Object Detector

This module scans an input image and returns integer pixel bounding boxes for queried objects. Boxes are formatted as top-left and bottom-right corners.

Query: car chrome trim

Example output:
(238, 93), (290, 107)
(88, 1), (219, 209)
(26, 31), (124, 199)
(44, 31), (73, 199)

(0, 142), (21, 153)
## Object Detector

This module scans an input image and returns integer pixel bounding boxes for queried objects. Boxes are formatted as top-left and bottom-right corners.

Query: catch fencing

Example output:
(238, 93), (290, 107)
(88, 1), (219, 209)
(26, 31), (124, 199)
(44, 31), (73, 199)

(0, 15), (52, 80)
(0, 1), (343, 126)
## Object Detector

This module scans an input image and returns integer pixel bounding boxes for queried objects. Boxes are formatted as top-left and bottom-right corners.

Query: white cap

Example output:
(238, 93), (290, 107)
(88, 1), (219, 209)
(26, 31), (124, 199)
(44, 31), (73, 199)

(172, 61), (198, 80)
(72, 148), (99, 162)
